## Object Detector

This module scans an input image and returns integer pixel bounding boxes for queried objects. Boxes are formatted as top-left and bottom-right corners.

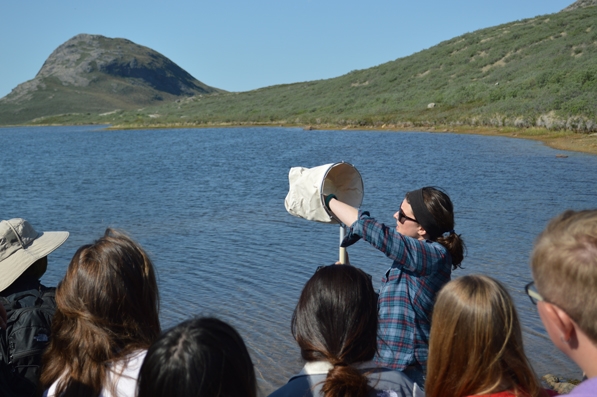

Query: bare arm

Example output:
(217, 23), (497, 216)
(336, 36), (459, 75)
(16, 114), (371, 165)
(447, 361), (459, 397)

(328, 198), (359, 226)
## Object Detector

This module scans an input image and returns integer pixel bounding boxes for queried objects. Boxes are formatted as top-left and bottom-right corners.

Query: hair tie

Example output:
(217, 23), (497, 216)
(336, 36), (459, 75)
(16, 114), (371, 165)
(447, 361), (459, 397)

(441, 230), (455, 238)
(333, 362), (347, 367)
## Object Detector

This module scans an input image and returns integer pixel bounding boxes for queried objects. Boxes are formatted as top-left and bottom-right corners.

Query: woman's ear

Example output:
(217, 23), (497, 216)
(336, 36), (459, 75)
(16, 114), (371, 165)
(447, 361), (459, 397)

(417, 226), (428, 240)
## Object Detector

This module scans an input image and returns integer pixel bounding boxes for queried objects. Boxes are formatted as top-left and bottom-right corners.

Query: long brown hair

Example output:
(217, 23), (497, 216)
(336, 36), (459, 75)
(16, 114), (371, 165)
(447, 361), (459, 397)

(426, 275), (543, 397)
(292, 265), (378, 397)
(40, 228), (160, 397)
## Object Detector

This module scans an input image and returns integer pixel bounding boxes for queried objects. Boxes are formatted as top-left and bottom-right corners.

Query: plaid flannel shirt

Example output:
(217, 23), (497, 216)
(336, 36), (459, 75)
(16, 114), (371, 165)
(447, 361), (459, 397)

(342, 211), (452, 372)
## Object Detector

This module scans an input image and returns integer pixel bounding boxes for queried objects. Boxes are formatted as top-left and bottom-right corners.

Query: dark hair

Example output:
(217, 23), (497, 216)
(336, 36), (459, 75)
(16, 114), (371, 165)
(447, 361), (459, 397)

(408, 186), (465, 268)
(137, 317), (257, 397)
(40, 228), (160, 397)
(292, 265), (378, 397)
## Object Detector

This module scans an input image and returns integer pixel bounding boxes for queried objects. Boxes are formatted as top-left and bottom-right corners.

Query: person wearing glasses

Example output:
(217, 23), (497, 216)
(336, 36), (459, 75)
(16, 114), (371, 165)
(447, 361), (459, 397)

(426, 275), (553, 397)
(325, 187), (465, 387)
(528, 209), (597, 397)
(268, 265), (417, 397)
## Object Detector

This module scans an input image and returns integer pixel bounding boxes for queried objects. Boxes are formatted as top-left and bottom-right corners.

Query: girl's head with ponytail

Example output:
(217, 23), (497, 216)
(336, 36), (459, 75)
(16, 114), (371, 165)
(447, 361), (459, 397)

(41, 228), (160, 397)
(406, 186), (466, 268)
(292, 265), (378, 397)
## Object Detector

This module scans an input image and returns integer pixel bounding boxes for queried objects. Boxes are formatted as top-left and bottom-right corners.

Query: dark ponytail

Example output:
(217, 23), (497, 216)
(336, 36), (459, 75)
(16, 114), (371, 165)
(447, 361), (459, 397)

(292, 265), (377, 397)
(436, 233), (465, 269)
(421, 187), (466, 269)
(321, 364), (370, 397)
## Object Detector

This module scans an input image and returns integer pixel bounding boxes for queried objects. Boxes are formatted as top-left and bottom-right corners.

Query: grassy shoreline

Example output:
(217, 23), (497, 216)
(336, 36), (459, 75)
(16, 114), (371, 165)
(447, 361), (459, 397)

(419, 125), (597, 156)
(319, 124), (597, 156)
(104, 122), (597, 156)
(9, 121), (596, 156)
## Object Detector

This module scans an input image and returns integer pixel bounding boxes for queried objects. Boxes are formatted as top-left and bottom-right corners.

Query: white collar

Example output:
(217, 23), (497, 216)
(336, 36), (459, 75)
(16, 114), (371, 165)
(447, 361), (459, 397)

(292, 361), (425, 397)
(296, 360), (379, 376)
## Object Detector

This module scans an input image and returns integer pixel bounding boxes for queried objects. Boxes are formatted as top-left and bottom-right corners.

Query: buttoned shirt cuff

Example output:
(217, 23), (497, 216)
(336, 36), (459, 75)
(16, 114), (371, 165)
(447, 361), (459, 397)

(340, 210), (369, 247)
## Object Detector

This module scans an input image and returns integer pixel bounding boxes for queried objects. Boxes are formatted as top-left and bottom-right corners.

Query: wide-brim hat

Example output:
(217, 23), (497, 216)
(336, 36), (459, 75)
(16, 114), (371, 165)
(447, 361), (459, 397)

(0, 218), (69, 292)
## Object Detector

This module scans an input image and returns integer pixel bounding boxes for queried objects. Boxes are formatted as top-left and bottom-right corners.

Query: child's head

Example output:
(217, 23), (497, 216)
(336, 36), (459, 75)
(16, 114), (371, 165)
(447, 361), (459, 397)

(137, 317), (257, 397)
(531, 209), (597, 345)
(426, 275), (542, 397)
(292, 264), (378, 397)
(41, 228), (160, 395)
(292, 264), (378, 364)
(55, 228), (161, 347)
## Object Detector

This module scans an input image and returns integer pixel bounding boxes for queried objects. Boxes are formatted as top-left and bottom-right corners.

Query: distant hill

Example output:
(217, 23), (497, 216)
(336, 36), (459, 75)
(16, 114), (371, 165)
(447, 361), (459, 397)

(0, 34), (223, 125)
(78, 0), (591, 133)
(4, 2), (597, 132)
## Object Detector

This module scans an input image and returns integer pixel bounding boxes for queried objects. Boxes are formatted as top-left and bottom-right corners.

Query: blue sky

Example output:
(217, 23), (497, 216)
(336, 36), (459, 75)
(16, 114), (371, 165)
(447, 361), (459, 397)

(0, 0), (574, 98)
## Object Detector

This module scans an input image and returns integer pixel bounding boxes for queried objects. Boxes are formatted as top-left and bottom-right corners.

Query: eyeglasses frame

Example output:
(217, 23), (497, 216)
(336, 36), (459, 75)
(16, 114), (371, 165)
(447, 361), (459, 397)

(524, 281), (544, 305)
(398, 208), (418, 224)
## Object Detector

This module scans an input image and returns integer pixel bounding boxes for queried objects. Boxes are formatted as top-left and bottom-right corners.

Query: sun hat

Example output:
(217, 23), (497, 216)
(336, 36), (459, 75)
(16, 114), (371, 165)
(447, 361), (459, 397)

(0, 218), (69, 292)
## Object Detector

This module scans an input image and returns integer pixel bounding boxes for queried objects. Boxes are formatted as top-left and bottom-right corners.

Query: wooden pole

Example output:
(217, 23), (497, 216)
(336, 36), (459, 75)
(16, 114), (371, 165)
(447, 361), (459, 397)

(339, 225), (346, 264)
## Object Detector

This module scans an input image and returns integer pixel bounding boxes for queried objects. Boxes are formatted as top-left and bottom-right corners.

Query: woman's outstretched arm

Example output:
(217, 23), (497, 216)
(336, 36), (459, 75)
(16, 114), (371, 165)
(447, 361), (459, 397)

(328, 197), (358, 226)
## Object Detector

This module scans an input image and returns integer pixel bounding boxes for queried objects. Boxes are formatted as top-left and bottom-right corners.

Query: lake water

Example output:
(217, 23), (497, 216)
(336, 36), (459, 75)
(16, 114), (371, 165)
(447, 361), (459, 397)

(1, 125), (595, 394)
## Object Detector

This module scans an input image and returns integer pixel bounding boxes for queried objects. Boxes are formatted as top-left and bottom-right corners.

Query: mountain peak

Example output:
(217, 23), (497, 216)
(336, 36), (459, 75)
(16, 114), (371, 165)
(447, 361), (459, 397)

(0, 34), (222, 124)
(562, 0), (597, 11)
(35, 33), (217, 96)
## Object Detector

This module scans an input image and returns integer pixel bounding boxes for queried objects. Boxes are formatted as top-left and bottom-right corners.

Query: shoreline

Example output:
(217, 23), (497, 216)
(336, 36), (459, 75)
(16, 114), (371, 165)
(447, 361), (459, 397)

(313, 124), (597, 156)
(7, 121), (597, 155)
(416, 125), (597, 157)
(103, 122), (597, 156)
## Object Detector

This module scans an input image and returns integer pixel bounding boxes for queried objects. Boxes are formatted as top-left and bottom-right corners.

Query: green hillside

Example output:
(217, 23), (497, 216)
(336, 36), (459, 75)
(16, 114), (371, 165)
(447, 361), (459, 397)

(0, 34), (223, 125)
(12, 4), (597, 133)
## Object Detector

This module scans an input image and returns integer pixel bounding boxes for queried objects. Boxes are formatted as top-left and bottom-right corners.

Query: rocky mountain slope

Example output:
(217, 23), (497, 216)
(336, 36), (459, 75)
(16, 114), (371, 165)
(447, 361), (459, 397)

(0, 34), (223, 124)
(563, 0), (597, 11)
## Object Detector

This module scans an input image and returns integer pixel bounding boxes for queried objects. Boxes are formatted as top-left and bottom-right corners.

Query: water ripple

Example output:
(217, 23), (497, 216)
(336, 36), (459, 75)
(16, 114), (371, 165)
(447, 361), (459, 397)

(1, 125), (595, 393)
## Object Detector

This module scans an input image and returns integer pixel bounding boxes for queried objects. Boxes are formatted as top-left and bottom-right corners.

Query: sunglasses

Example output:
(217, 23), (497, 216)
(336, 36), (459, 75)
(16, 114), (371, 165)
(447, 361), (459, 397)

(398, 208), (418, 224)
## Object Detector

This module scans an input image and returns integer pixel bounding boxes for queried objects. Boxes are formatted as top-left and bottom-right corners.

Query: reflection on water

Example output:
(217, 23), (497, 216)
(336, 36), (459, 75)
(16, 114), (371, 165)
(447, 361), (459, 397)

(1, 125), (595, 394)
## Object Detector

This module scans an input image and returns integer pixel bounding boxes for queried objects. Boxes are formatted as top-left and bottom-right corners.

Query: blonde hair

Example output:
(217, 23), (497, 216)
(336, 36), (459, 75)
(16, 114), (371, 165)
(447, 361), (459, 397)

(426, 275), (543, 397)
(531, 209), (597, 344)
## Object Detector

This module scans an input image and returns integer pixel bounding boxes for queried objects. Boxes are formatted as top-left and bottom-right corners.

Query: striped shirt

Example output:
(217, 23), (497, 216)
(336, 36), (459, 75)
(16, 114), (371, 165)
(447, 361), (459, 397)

(342, 211), (452, 372)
